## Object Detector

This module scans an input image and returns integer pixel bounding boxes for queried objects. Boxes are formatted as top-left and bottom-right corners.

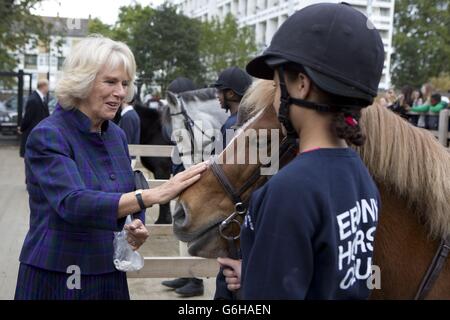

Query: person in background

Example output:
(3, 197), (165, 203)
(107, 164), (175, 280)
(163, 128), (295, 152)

(420, 83), (434, 105)
(19, 79), (50, 158)
(118, 96), (140, 145)
(410, 93), (448, 130)
(213, 67), (253, 149)
(388, 85), (413, 120)
(411, 93), (448, 113)
(384, 88), (397, 106)
(411, 89), (423, 107)
(118, 95), (141, 168)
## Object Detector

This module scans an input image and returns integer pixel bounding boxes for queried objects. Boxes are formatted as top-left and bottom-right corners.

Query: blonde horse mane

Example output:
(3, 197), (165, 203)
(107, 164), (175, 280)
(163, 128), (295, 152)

(357, 104), (450, 239)
(237, 80), (276, 126)
(238, 79), (450, 239)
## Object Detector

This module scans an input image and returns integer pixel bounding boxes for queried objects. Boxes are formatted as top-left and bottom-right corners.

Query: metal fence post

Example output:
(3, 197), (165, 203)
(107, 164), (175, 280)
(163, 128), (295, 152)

(438, 109), (449, 147)
(17, 69), (24, 127)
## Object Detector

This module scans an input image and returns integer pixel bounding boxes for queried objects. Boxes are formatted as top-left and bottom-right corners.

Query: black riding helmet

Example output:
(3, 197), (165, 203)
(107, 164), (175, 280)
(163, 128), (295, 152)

(245, 2), (385, 138)
(213, 67), (253, 97)
(167, 77), (197, 94)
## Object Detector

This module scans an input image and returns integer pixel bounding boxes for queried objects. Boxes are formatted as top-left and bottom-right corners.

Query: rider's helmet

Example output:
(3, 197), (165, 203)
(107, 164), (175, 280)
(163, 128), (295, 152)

(213, 67), (253, 97)
(245, 2), (385, 137)
(167, 77), (197, 94)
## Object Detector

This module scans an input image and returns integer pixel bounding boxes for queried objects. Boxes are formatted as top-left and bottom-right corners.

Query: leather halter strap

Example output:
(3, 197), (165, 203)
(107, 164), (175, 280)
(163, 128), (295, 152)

(415, 235), (450, 300)
(210, 158), (261, 206)
(210, 137), (296, 207)
(170, 99), (216, 162)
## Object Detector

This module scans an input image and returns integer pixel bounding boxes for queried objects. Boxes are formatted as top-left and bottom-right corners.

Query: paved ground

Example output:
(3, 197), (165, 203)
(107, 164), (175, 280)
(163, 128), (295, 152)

(0, 143), (216, 300)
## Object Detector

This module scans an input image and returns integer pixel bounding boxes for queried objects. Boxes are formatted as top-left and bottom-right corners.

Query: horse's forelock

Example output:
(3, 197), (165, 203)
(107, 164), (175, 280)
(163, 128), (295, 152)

(237, 80), (276, 126)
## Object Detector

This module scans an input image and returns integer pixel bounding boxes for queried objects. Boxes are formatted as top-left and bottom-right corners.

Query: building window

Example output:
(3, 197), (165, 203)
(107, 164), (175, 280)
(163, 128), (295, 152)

(379, 30), (388, 40)
(233, 0), (238, 15)
(24, 54), (37, 69)
(380, 7), (390, 16)
(38, 54), (49, 67)
(57, 57), (65, 70)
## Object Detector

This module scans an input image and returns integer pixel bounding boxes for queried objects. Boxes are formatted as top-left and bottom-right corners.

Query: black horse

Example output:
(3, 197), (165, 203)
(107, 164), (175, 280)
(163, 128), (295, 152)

(133, 103), (174, 224)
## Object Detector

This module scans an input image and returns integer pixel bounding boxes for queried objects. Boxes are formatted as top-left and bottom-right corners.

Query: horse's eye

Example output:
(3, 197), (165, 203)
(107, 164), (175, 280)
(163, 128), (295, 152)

(176, 134), (183, 143)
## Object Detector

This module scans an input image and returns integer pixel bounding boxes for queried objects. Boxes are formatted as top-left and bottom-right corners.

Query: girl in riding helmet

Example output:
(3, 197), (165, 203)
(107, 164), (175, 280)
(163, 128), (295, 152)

(219, 2), (385, 299)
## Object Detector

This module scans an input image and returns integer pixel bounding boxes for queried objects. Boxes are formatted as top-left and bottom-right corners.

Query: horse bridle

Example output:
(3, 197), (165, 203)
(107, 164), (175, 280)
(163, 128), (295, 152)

(415, 235), (450, 299)
(209, 137), (297, 259)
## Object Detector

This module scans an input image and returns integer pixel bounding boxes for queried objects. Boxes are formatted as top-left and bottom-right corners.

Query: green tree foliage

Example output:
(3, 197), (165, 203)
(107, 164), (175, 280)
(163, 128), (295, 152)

(392, 0), (450, 88)
(0, 0), (48, 86)
(131, 4), (204, 91)
(430, 72), (450, 92)
(88, 4), (204, 92)
(91, 4), (257, 90)
(200, 13), (257, 82)
(87, 18), (115, 39)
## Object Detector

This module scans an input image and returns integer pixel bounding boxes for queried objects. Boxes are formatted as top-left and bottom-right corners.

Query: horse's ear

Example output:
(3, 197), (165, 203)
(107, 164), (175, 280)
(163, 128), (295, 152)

(166, 91), (178, 108)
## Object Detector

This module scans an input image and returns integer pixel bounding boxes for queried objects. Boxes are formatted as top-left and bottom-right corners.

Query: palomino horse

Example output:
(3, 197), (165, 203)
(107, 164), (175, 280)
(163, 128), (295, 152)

(165, 88), (229, 168)
(173, 80), (450, 299)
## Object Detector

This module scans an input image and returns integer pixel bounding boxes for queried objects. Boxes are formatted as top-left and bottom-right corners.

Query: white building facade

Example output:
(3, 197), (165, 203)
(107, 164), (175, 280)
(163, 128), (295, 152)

(169, 0), (395, 90)
(14, 16), (89, 92)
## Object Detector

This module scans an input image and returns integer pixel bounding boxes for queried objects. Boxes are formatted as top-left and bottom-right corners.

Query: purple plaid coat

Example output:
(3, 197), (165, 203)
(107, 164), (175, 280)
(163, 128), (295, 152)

(19, 104), (145, 275)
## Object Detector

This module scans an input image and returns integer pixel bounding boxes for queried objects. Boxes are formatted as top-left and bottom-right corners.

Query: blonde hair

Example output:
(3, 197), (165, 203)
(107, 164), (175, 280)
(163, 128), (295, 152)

(56, 35), (136, 109)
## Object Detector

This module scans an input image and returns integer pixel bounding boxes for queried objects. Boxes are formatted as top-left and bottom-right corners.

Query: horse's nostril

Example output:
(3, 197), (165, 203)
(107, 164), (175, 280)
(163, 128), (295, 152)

(173, 202), (185, 219)
(173, 202), (189, 229)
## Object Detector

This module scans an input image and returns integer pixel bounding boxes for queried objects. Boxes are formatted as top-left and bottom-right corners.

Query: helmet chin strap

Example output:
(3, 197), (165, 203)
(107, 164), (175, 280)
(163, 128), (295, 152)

(277, 65), (337, 140)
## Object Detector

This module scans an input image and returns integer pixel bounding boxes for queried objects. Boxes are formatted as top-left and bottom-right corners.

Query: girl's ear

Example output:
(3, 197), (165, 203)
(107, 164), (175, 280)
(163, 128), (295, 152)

(296, 72), (312, 100)
(225, 90), (235, 100)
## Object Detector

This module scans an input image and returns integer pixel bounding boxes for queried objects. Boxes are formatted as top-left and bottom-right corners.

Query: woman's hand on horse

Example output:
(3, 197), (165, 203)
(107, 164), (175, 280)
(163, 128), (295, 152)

(125, 219), (149, 251)
(154, 162), (208, 204)
(218, 257), (242, 291)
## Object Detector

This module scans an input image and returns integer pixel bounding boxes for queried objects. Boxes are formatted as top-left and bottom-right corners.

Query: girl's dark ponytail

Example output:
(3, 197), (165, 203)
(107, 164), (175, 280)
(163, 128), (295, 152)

(330, 107), (365, 146)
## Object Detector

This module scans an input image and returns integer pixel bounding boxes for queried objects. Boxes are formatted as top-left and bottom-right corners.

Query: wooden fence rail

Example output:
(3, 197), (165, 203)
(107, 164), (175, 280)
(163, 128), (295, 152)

(127, 257), (218, 278)
(127, 144), (218, 278)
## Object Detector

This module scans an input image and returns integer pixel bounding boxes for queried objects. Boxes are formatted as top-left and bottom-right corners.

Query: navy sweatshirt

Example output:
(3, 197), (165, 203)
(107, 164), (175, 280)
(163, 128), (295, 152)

(240, 148), (380, 300)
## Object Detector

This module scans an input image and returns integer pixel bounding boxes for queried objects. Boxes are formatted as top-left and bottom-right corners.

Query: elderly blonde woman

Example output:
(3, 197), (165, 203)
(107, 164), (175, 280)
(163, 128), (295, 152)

(14, 36), (206, 300)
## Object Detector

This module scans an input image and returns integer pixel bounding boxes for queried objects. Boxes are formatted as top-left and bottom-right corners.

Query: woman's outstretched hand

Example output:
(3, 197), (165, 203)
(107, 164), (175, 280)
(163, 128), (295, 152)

(154, 161), (208, 204)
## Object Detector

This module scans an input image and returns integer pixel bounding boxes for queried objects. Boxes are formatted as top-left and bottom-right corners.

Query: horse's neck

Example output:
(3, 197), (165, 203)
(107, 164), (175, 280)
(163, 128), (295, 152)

(370, 183), (450, 299)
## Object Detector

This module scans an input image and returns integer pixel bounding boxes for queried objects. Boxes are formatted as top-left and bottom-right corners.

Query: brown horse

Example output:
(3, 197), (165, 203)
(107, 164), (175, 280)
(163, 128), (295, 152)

(173, 80), (450, 299)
